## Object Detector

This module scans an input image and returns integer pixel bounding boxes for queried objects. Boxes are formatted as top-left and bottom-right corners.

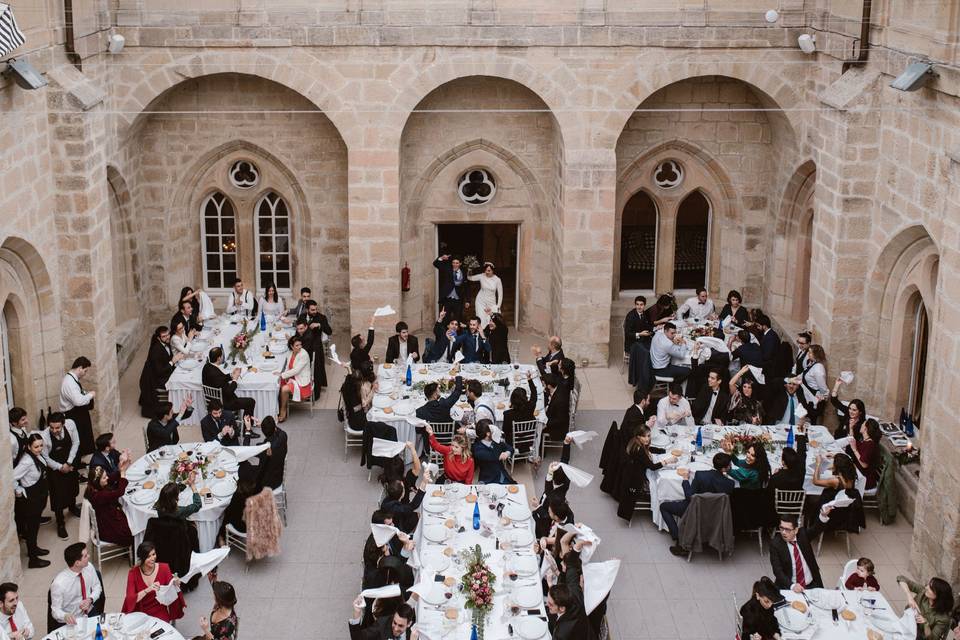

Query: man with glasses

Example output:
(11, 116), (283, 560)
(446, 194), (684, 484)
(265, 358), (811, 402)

(769, 514), (822, 592)
(793, 332), (812, 376)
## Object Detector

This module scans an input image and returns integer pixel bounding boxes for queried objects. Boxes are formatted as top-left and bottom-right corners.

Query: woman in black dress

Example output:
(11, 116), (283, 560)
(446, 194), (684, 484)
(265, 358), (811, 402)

(808, 452), (864, 538)
(616, 425), (678, 521)
(502, 372), (537, 451)
(739, 576), (782, 640)
(485, 313), (510, 364)
(718, 289), (749, 326)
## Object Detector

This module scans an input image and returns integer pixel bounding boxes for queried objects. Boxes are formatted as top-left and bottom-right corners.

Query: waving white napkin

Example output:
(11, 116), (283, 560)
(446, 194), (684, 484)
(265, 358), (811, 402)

(822, 491), (855, 510)
(839, 370), (855, 384)
(584, 559), (620, 614)
(407, 575), (436, 600)
(452, 350), (464, 364)
(328, 344), (343, 365)
(696, 336), (729, 353)
(558, 522), (601, 562)
(558, 463), (594, 488)
(225, 443), (270, 462)
(371, 523), (401, 546)
(372, 438), (405, 459)
(539, 548), (559, 584)
(565, 430), (598, 449)
(360, 584), (402, 599)
(747, 365), (766, 384)
(197, 291), (216, 320)
(155, 581), (180, 606)
(490, 424), (503, 444)
(182, 548), (230, 582)
(406, 354), (415, 366)
(374, 305), (396, 317)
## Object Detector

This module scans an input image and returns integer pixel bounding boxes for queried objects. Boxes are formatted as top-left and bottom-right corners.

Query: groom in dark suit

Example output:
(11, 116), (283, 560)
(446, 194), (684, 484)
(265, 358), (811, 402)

(433, 254), (467, 322)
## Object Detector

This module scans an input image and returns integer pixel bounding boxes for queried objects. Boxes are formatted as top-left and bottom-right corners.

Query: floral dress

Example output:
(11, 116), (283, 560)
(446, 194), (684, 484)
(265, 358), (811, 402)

(209, 609), (239, 640)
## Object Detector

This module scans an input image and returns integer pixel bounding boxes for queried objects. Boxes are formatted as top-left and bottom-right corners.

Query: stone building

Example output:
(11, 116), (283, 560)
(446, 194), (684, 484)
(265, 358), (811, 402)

(0, 0), (958, 585)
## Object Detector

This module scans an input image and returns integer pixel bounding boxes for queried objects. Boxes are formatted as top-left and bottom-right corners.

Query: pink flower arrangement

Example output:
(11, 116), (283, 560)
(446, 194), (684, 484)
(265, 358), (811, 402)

(459, 544), (496, 613)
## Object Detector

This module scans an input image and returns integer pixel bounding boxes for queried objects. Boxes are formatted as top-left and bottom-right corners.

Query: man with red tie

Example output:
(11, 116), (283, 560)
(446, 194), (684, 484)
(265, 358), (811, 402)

(49, 543), (103, 630)
(769, 514), (823, 591)
(1, 583), (34, 640)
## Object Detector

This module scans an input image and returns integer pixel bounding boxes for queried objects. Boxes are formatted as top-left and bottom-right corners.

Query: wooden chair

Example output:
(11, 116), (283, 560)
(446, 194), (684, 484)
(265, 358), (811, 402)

(84, 499), (133, 572)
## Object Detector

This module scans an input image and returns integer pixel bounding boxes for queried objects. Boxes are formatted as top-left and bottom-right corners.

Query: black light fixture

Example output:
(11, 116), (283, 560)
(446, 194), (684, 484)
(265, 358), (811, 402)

(890, 62), (936, 92)
(4, 57), (47, 90)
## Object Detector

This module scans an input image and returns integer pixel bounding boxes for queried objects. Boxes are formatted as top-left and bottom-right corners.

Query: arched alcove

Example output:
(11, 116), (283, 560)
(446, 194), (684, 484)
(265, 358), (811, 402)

(619, 190), (659, 291)
(674, 190), (711, 290)
(769, 160), (817, 326)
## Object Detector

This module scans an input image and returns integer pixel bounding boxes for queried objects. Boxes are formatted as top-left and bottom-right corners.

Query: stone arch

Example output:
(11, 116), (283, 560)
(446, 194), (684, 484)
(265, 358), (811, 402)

(768, 160), (817, 325)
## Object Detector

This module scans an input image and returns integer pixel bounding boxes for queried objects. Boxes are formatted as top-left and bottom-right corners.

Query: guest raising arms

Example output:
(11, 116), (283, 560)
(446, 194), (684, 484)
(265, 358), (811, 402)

(829, 375), (866, 441)
(721, 440), (771, 490)
(85, 463), (134, 547)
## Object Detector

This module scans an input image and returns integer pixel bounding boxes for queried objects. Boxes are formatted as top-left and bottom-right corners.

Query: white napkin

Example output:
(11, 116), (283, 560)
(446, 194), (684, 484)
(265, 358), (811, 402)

(584, 559), (620, 614)
(490, 424), (503, 444)
(558, 463), (594, 488)
(898, 610), (919, 638)
(372, 438), (405, 459)
(565, 430), (598, 449)
(226, 443), (270, 462)
(406, 354), (415, 366)
(539, 548), (559, 584)
(407, 575), (436, 600)
(452, 350), (464, 364)
(198, 291), (216, 320)
(360, 584), (402, 599)
(558, 522), (601, 562)
(747, 365), (766, 384)
(696, 336), (729, 353)
(374, 305), (396, 317)
(822, 491), (855, 510)
(328, 344), (343, 365)
(371, 523), (401, 546)
(839, 370), (855, 384)
(155, 581), (180, 606)
(794, 402), (808, 419)
(181, 548), (230, 582)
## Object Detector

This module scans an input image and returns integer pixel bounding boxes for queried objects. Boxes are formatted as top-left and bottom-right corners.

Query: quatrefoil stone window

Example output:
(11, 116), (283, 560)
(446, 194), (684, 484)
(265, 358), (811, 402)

(457, 169), (496, 206)
(229, 160), (260, 189)
(653, 160), (684, 189)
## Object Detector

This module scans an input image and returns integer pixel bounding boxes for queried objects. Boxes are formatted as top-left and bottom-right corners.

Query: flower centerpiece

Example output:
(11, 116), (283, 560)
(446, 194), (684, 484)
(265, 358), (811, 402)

(228, 319), (259, 364)
(688, 324), (715, 339)
(459, 544), (496, 639)
(168, 451), (214, 486)
(715, 430), (775, 455)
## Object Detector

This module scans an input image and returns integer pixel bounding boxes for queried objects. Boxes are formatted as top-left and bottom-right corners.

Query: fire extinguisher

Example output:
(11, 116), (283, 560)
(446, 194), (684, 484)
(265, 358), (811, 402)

(401, 261), (410, 292)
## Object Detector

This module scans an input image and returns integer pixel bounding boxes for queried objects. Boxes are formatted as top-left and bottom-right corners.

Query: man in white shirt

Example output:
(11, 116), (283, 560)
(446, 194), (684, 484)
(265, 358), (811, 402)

(649, 323), (692, 383)
(466, 379), (497, 425)
(0, 583), (34, 640)
(59, 356), (96, 458)
(40, 413), (82, 539)
(50, 544), (102, 626)
(8, 407), (30, 466)
(656, 384), (695, 428)
(677, 287), (715, 323)
(225, 278), (254, 316)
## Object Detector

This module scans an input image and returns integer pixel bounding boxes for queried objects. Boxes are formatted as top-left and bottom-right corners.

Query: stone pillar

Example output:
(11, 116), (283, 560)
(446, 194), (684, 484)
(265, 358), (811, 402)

(558, 150), (617, 365)
(46, 66), (121, 433)
(0, 391), (21, 579)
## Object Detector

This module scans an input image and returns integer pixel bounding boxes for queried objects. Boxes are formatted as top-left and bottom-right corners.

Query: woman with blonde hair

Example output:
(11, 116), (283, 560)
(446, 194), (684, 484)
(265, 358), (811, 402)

(425, 427), (474, 483)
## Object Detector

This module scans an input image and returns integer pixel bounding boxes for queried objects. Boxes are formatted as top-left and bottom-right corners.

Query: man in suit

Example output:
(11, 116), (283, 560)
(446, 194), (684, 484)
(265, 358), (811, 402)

(433, 254), (467, 322)
(547, 546), (596, 640)
(624, 295), (654, 352)
(659, 452), (735, 555)
(170, 299), (202, 335)
(691, 368), (730, 425)
(286, 287), (312, 320)
(299, 303), (333, 394)
(385, 321), (420, 364)
(423, 311), (460, 363)
(769, 514), (823, 591)
(350, 314), (377, 372)
(792, 331), (812, 376)
(756, 313), (780, 369)
(146, 400), (194, 452)
(348, 599), (415, 639)
(731, 329), (764, 368)
(202, 347), (256, 416)
(89, 433), (123, 477)
(764, 377), (803, 427)
(256, 417), (287, 490)
(302, 300), (333, 339)
(416, 375), (463, 424)
(453, 317), (490, 363)
(533, 336), (565, 377)
(138, 326), (185, 418)
(200, 400), (241, 446)
(621, 388), (653, 438)
(472, 420), (514, 484)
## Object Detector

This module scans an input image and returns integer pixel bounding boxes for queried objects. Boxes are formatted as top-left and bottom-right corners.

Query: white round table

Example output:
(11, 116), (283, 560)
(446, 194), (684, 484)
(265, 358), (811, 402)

(42, 613), (184, 640)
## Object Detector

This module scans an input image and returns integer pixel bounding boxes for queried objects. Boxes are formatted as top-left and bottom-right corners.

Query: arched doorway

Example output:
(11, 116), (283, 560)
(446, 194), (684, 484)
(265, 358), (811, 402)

(906, 294), (929, 424)
(619, 191), (658, 291)
(673, 190), (710, 290)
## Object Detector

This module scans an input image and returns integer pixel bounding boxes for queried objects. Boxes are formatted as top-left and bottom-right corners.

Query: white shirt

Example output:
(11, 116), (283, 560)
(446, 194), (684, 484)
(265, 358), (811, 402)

(787, 539), (813, 588)
(13, 454), (46, 496)
(398, 338), (408, 363)
(700, 389), (719, 425)
(656, 396), (694, 428)
(59, 372), (93, 412)
(9, 427), (28, 464)
(40, 421), (80, 470)
(50, 565), (102, 624)
(677, 296), (715, 322)
(780, 392), (800, 426)
(650, 331), (688, 369)
(170, 333), (192, 355)
(473, 395), (497, 424)
(1, 600), (34, 639)
(225, 289), (254, 316)
(799, 362), (828, 403)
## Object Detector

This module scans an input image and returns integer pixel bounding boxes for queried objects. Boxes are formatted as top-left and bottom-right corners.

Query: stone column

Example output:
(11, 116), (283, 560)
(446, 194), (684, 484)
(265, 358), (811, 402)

(46, 66), (121, 433)
(0, 392), (21, 578)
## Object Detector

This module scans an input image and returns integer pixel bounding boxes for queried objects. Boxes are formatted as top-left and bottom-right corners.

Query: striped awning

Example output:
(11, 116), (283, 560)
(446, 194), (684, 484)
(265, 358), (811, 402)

(0, 3), (26, 58)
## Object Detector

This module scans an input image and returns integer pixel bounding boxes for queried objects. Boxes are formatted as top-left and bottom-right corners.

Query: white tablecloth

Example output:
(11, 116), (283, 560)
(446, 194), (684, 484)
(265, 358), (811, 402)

(166, 315), (294, 424)
(42, 613), (185, 640)
(776, 589), (913, 640)
(121, 441), (260, 552)
(413, 484), (551, 640)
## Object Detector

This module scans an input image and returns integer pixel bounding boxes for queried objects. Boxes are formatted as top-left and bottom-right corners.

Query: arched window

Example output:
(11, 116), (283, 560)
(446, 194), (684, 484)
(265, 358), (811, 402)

(674, 190), (710, 290)
(255, 192), (291, 290)
(620, 191), (657, 290)
(906, 294), (929, 426)
(1, 305), (12, 407)
(201, 192), (238, 290)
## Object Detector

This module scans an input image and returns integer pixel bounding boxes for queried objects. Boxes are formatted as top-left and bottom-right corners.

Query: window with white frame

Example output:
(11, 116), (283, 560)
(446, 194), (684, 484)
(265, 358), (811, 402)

(1, 308), (13, 408)
(255, 191), (291, 290)
(202, 192), (238, 290)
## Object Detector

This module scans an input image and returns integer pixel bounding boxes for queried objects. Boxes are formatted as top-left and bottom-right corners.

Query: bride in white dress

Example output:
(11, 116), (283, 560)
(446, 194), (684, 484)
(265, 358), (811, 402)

(468, 262), (503, 326)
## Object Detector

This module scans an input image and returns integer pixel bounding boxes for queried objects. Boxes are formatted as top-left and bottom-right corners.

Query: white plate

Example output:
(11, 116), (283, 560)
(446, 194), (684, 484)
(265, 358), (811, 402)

(424, 497), (446, 514)
(212, 480), (236, 498)
(775, 606), (812, 633)
(516, 615), (548, 639)
(128, 490), (157, 506)
(423, 525), (449, 543)
(271, 331), (287, 339)
(511, 529), (535, 547)
(421, 552), (450, 573)
(373, 395), (393, 409)
(514, 586), (541, 609)
(393, 401), (414, 416)
(513, 554), (539, 577)
(503, 504), (531, 522)
(420, 584), (448, 606)
(121, 612), (150, 633)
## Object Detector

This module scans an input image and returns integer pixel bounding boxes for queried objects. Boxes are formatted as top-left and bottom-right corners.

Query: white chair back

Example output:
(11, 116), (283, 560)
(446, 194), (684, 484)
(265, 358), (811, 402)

(508, 339), (520, 363)
(202, 384), (224, 408)
(428, 422), (456, 470)
(774, 489), (806, 518)
(508, 419), (539, 472)
(733, 592), (743, 639)
(837, 558), (859, 589)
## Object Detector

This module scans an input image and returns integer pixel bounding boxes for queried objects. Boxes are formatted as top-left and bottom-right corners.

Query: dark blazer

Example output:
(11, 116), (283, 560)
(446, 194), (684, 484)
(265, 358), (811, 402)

(682, 469), (735, 503)
(691, 386), (730, 425)
(348, 616), (412, 640)
(138, 338), (176, 418)
(768, 435), (807, 492)
(453, 332), (490, 364)
(257, 428), (288, 490)
(385, 335), (420, 364)
(433, 257), (466, 301)
(170, 310), (201, 335)
(551, 553), (597, 640)
(740, 597), (781, 640)
(731, 342), (764, 368)
(287, 299), (309, 320)
(424, 322), (458, 363)
(200, 411), (240, 446)
(201, 362), (240, 405)
(537, 349), (565, 377)
(415, 377), (463, 424)
(472, 439), (514, 484)
(760, 328), (780, 366)
(624, 309), (653, 352)
(769, 529), (823, 590)
(146, 409), (193, 452)
(764, 385), (803, 426)
(620, 404), (651, 439)
(302, 312), (333, 338)
(89, 449), (121, 475)
(350, 329), (375, 371)
(544, 381), (571, 440)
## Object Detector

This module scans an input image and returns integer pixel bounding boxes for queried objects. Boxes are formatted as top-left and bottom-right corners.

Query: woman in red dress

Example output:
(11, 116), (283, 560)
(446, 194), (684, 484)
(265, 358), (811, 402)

(121, 541), (185, 622)
(84, 463), (133, 546)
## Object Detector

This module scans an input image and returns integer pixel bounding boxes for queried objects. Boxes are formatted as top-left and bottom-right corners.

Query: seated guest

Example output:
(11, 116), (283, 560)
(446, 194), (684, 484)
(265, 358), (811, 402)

(121, 542), (185, 623)
(691, 367), (730, 425)
(616, 425), (676, 522)
(256, 417), (288, 490)
(0, 582), (34, 640)
(425, 428), (474, 484)
(677, 287), (715, 322)
(472, 420), (514, 484)
(50, 543), (103, 627)
(845, 557), (880, 591)
(198, 574), (239, 640)
(768, 438), (807, 492)
(203, 348), (256, 417)
(543, 374), (571, 441)
(219, 469), (259, 538)
(225, 278), (254, 317)
(624, 295), (654, 353)
(686, 342), (730, 399)
(287, 287), (312, 320)
(795, 344), (828, 423)
(533, 336), (564, 376)
(415, 374), (463, 424)
(385, 321), (420, 364)
(348, 599), (415, 640)
(739, 577), (782, 640)
(896, 575), (954, 640)
(829, 376), (866, 441)
(349, 314), (377, 371)
(423, 311), (460, 363)
(362, 510), (405, 587)
(145, 482), (201, 587)
(808, 453), (864, 538)
(656, 383), (694, 429)
(502, 371), (537, 448)
(621, 388), (654, 438)
(170, 300), (201, 337)
(659, 452), (734, 555)
(85, 463), (133, 547)
(769, 514), (823, 591)
(486, 313), (510, 364)
(341, 362), (376, 431)
(546, 548), (594, 640)
(721, 440), (770, 490)
(146, 399), (194, 452)
(718, 289), (748, 326)
(533, 460), (571, 538)
(258, 282), (285, 318)
(846, 418), (882, 490)
(169, 319), (196, 356)
(178, 287), (205, 325)
(380, 477), (425, 534)
(138, 326), (185, 419)
(453, 317), (491, 364)
(277, 335), (312, 423)
(764, 377), (804, 428)
(650, 323), (691, 383)
(155, 479), (202, 521)
(731, 329), (764, 368)
(728, 365), (764, 425)
(466, 379), (497, 425)
(89, 432), (123, 477)
(645, 294), (676, 327)
(200, 400), (240, 446)
(40, 412), (82, 539)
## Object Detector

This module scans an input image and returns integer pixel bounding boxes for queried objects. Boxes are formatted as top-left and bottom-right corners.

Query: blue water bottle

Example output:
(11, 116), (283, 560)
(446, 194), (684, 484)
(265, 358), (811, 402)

(472, 501), (481, 530)
(695, 426), (703, 451)
(470, 624), (479, 640)
(94, 622), (104, 640)
(405, 363), (412, 386)
(259, 310), (266, 332)
(786, 425), (795, 448)
(904, 414), (915, 437)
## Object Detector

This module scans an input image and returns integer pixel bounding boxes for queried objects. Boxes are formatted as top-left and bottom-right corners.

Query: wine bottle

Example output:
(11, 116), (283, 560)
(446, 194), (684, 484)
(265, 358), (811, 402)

(405, 363), (412, 386)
